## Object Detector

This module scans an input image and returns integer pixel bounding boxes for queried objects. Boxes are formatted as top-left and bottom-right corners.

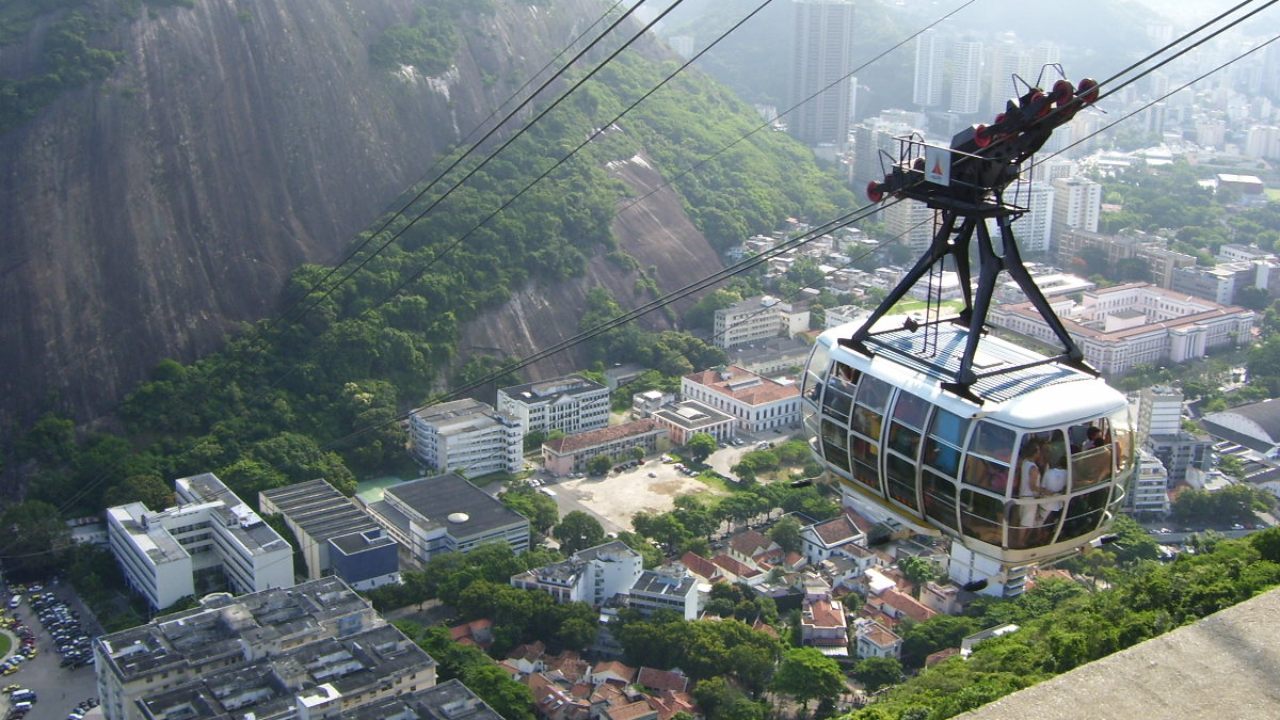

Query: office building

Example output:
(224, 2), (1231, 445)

(1055, 228), (1196, 289)
(650, 400), (737, 446)
(1050, 176), (1101, 243)
(713, 295), (810, 350)
(988, 283), (1255, 375)
(948, 40), (984, 114)
(989, 179), (1053, 254)
(366, 472), (529, 563)
(626, 570), (700, 621)
(541, 419), (667, 477)
(681, 365), (802, 433)
(343, 679), (504, 720)
(789, 0), (856, 149)
(884, 198), (937, 253)
(106, 473), (293, 611)
(94, 577), (436, 720)
(1129, 449), (1171, 517)
(497, 374), (610, 437)
(913, 29), (944, 107)
(259, 479), (399, 591)
(408, 398), (523, 477)
(510, 541), (644, 606)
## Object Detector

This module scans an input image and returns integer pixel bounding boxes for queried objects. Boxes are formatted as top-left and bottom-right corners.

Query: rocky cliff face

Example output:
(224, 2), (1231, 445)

(0, 0), (722, 436)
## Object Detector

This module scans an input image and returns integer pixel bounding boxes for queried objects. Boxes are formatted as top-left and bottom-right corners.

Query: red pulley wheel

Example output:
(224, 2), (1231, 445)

(973, 124), (992, 148)
(866, 181), (885, 203)
(1051, 79), (1075, 105)
(1077, 77), (1100, 105)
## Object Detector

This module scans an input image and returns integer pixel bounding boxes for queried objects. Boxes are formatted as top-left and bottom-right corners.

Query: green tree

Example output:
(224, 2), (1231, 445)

(767, 516), (803, 554)
(587, 454), (613, 476)
(771, 647), (845, 710)
(900, 615), (979, 668)
(898, 556), (938, 599)
(501, 484), (559, 533)
(555, 511), (606, 555)
(0, 500), (71, 580)
(853, 656), (903, 692)
(686, 433), (718, 464)
(103, 474), (175, 510)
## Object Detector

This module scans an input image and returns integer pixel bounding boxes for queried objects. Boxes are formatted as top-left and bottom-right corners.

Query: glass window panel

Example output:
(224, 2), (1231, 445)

(886, 454), (919, 510)
(924, 437), (961, 476)
(960, 489), (1004, 545)
(821, 419), (848, 449)
(929, 408), (970, 446)
(856, 376), (891, 412)
(853, 460), (881, 490)
(969, 421), (1015, 463)
(831, 361), (860, 393)
(851, 435), (879, 464)
(852, 406), (883, 440)
(1070, 445), (1113, 490)
(1060, 487), (1111, 539)
(823, 439), (851, 473)
(888, 423), (921, 459)
(1110, 408), (1134, 475)
(963, 456), (1011, 495)
(891, 392), (930, 429)
(803, 343), (831, 402)
(822, 385), (854, 421)
(923, 471), (958, 529)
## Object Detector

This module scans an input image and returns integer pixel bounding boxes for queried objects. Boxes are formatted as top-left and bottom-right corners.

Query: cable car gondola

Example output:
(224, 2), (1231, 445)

(803, 72), (1132, 595)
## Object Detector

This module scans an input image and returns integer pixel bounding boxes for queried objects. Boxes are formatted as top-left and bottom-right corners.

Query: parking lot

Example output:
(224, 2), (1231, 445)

(1, 585), (100, 720)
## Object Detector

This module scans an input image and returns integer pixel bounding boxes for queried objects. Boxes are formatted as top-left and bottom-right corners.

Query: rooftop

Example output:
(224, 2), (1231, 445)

(650, 401), (735, 430)
(341, 679), (501, 720)
(500, 374), (607, 403)
(684, 366), (800, 406)
(544, 420), (663, 454)
(385, 473), (528, 537)
(260, 478), (380, 545)
(411, 399), (516, 431)
(631, 571), (696, 598)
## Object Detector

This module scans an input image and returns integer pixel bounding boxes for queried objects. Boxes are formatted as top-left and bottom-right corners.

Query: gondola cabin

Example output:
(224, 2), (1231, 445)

(802, 320), (1134, 591)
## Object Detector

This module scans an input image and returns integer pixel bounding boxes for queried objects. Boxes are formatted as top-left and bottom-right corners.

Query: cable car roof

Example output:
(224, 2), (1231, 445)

(820, 321), (1126, 427)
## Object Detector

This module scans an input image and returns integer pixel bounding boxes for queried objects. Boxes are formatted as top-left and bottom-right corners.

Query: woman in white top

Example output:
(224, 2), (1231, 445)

(1015, 439), (1043, 543)
(1039, 451), (1069, 537)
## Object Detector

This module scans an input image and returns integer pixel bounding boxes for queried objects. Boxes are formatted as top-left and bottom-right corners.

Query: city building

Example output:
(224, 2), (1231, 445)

(497, 374), (611, 437)
(988, 283), (1254, 375)
(365, 473), (530, 563)
(800, 592), (849, 657)
(913, 29), (944, 107)
(650, 400), (737, 446)
(853, 619), (901, 659)
(1171, 259), (1280, 306)
(726, 336), (813, 378)
(1050, 176), (1101, 243)
(988, 178), (1053, 254)
(1055, 228), (1196, 289)
(511, 541), (643, 606)
(883, 198), (937, 253)
(801, 515), (867, 565)
(626, 570), (700, 621)
(631, 390), (675, 419)
(1201, 398), (1280, 459)
(408, 398), (522, 477)
(1137, 385), (1211, 486)
(681, 366), (802, 433)
(948, 40), (984, 114)
(1130, 449), (1171, 517)
(789, 0), (856, 149)
(541, 419), (667, 477)
(713, 295), (810, 350)
(259, 479), (399, 591)
(343, 679), (504, 720)
(106, 473), (293, 611)
(94, 577), (436, 720)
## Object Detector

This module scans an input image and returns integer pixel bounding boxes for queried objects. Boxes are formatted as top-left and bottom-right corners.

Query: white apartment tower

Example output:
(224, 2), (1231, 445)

(990, 179), (1054, 254)
(1130, 449), (1172, 516)
(408, 398), (523, 476)
(949, 40), (984, 114)
(913, 30), (944, 107)
(713, 295), (810, 350)
(789, 0), (856, 149)
(1051, 176), (1101, 243)
(497, 374), (610, 436)
(884, 198), (936, 253)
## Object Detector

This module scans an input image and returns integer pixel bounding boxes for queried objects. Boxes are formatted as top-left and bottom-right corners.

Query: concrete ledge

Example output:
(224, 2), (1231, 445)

(959, 587), (1280, 720)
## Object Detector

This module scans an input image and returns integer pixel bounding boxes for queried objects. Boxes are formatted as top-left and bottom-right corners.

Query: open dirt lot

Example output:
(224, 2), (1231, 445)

(554, 458), (724, 533)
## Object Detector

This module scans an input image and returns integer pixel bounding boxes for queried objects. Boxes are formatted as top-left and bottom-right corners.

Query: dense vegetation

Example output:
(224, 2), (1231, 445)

(368, 0), (486, 74)
(845, 527), (1280, 719)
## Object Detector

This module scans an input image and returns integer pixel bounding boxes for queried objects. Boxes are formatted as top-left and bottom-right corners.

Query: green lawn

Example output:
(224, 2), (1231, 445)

(890, 298), (967, 315)
(0, 630), (11, 658)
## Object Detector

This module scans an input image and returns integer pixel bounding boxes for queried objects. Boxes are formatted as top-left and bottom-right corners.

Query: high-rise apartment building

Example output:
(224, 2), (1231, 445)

(949, 40), (984, 114)
(884, 198), (936, 253)
(789, 0), (856, 149)
(913, 30), (944, 107)
(1050, 176), (1101, 243)
(989, 179), (1054, 254)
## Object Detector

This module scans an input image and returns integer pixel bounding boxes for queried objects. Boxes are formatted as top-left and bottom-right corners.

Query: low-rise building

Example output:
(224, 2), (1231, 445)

(511, 542), (643, 606)
(94, 577), (435, 720)
(989, 283), (1253, 375)
(341, 678), (504, 720)
(631, 390), (675, 419)
(542, 420), (667, 477)
(681, 366), (802, 433)
(854, 619), (901, 659)
(713, 295), (810, 350)
(365, 473), (529, 563)
(726, 336), (814, 378)
(259, 478), (399, 590)
(1201, 398), (1280, 459)
(408, 398), (523, 477)
(106, 473), (293, 611)
(800, 593), (849, 657)
(627, 570), (700, 621)
(650, 401), (736, 445)
(801, 515), (867, 565)
(498, 374), (610, 437)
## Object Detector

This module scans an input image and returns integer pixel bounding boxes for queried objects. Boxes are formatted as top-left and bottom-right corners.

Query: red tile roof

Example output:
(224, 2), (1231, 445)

(546, 419), (662, 454)
(879, 589), (937, 623)
(711, 554), (761, 579)
(925, 647), (961, 667)
(593, 661), (638, 684)
(606, 701), (658, 720)
(637, 667), (689, 693)
(683, 366), (800, 406)
(730, 529), (774, 556)
(811, 515), (862, 546)
(803, 597), (846, 629)
(680, 551), (723, 582)
(860, 621), (901, 648)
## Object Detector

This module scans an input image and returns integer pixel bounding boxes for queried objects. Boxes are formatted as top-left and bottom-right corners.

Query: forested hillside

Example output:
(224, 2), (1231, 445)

(1, 1), (852, 513)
